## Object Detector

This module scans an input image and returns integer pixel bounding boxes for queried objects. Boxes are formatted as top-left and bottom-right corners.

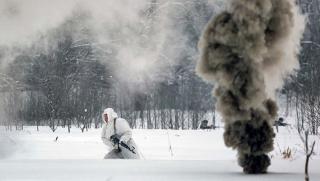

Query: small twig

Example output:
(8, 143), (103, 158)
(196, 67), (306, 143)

(276, 142), (282, 156)
(167, 130), (174, 157)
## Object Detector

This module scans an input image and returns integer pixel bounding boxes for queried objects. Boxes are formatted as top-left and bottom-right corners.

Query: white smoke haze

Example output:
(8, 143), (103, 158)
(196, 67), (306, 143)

(0, 131), (19, 159)
(261, 0), (306, 98)
(0, 1), (221, 157)
(0, 0), (150, 45)
(0, 0), (225, 93)
(0, 0), (77, 45)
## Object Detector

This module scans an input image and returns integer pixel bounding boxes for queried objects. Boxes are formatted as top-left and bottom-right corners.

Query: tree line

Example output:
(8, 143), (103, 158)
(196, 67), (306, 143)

(0, 1), (216, 132)
(283, 0), (320, 135)
(1, 0), (319, 135)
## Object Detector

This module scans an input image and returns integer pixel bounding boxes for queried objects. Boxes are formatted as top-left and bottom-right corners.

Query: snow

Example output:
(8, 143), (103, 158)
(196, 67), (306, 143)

(0, 159), (319, 181)
(2, 127), (237, 160)
(0, 126), (320, 180)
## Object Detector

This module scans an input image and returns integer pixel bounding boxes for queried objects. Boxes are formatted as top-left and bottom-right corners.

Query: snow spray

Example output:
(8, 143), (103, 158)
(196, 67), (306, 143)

(196, 0), (305, 173)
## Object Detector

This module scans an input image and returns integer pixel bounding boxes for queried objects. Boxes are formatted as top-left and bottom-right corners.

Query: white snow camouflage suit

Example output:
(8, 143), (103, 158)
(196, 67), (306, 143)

(101, 108), (140, 159)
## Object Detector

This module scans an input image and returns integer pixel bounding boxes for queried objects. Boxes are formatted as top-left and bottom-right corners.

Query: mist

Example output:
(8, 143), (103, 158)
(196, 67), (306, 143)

(0, 0), (225, 91)
(0, 0), (226, 158)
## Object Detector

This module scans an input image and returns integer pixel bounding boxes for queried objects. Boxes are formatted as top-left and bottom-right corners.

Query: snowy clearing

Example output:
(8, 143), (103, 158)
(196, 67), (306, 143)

(0, 126), (320, 180)
(0, 159), (319, 181)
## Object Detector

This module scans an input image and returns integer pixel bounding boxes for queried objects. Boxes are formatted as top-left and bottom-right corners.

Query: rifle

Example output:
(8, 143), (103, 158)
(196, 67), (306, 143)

(110, 134), (136, 154)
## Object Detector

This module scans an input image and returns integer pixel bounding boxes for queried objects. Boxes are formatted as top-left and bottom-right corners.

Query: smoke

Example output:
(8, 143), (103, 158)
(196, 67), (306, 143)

(197, 0), (305, 174)
(0, 0), (224, 156)
(0, 128), (19, 159)
(0, 0), (222, 94)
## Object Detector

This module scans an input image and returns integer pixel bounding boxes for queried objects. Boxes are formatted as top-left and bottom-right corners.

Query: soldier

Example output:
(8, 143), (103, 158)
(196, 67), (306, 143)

(101, 108), (140, 159)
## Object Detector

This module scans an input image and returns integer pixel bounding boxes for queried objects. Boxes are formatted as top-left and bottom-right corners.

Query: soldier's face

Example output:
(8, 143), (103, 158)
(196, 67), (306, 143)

(104, 114), (108, 123)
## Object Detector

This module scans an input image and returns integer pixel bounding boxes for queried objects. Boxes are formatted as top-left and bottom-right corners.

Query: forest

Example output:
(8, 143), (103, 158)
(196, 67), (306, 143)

(0, 0), (319, 135)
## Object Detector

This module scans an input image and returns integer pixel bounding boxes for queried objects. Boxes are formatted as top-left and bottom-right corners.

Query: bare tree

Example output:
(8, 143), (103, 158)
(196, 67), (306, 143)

(303, 131), (316, 181)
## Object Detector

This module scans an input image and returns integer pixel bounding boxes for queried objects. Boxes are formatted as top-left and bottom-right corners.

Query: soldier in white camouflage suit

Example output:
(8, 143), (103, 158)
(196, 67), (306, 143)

(101, 108), (140, 159)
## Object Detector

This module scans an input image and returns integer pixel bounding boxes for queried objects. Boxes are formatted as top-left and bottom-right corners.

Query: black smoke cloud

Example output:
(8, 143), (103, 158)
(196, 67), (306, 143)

(197, 0), (305, 173)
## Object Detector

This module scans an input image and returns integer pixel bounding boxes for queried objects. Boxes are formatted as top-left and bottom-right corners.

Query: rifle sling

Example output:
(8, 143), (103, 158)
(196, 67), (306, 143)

(114, 118), (117, 135)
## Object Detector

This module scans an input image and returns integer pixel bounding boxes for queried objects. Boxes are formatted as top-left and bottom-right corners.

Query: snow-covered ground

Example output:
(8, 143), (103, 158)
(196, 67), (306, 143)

(1, 159), (320, 181)
(2, 127), (237, 160)
(0, 126), (319, 180)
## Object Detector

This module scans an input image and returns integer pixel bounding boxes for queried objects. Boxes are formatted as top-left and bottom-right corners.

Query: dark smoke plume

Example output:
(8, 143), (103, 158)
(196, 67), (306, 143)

(197, 0), (305, 173)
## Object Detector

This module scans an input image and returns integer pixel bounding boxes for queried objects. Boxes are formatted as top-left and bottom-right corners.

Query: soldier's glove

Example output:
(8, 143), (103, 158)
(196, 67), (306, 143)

(110, 135), (120, 145)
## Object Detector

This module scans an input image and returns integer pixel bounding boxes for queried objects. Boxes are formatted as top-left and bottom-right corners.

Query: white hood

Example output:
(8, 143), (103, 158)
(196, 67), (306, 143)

(102, 108), (118, 123)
